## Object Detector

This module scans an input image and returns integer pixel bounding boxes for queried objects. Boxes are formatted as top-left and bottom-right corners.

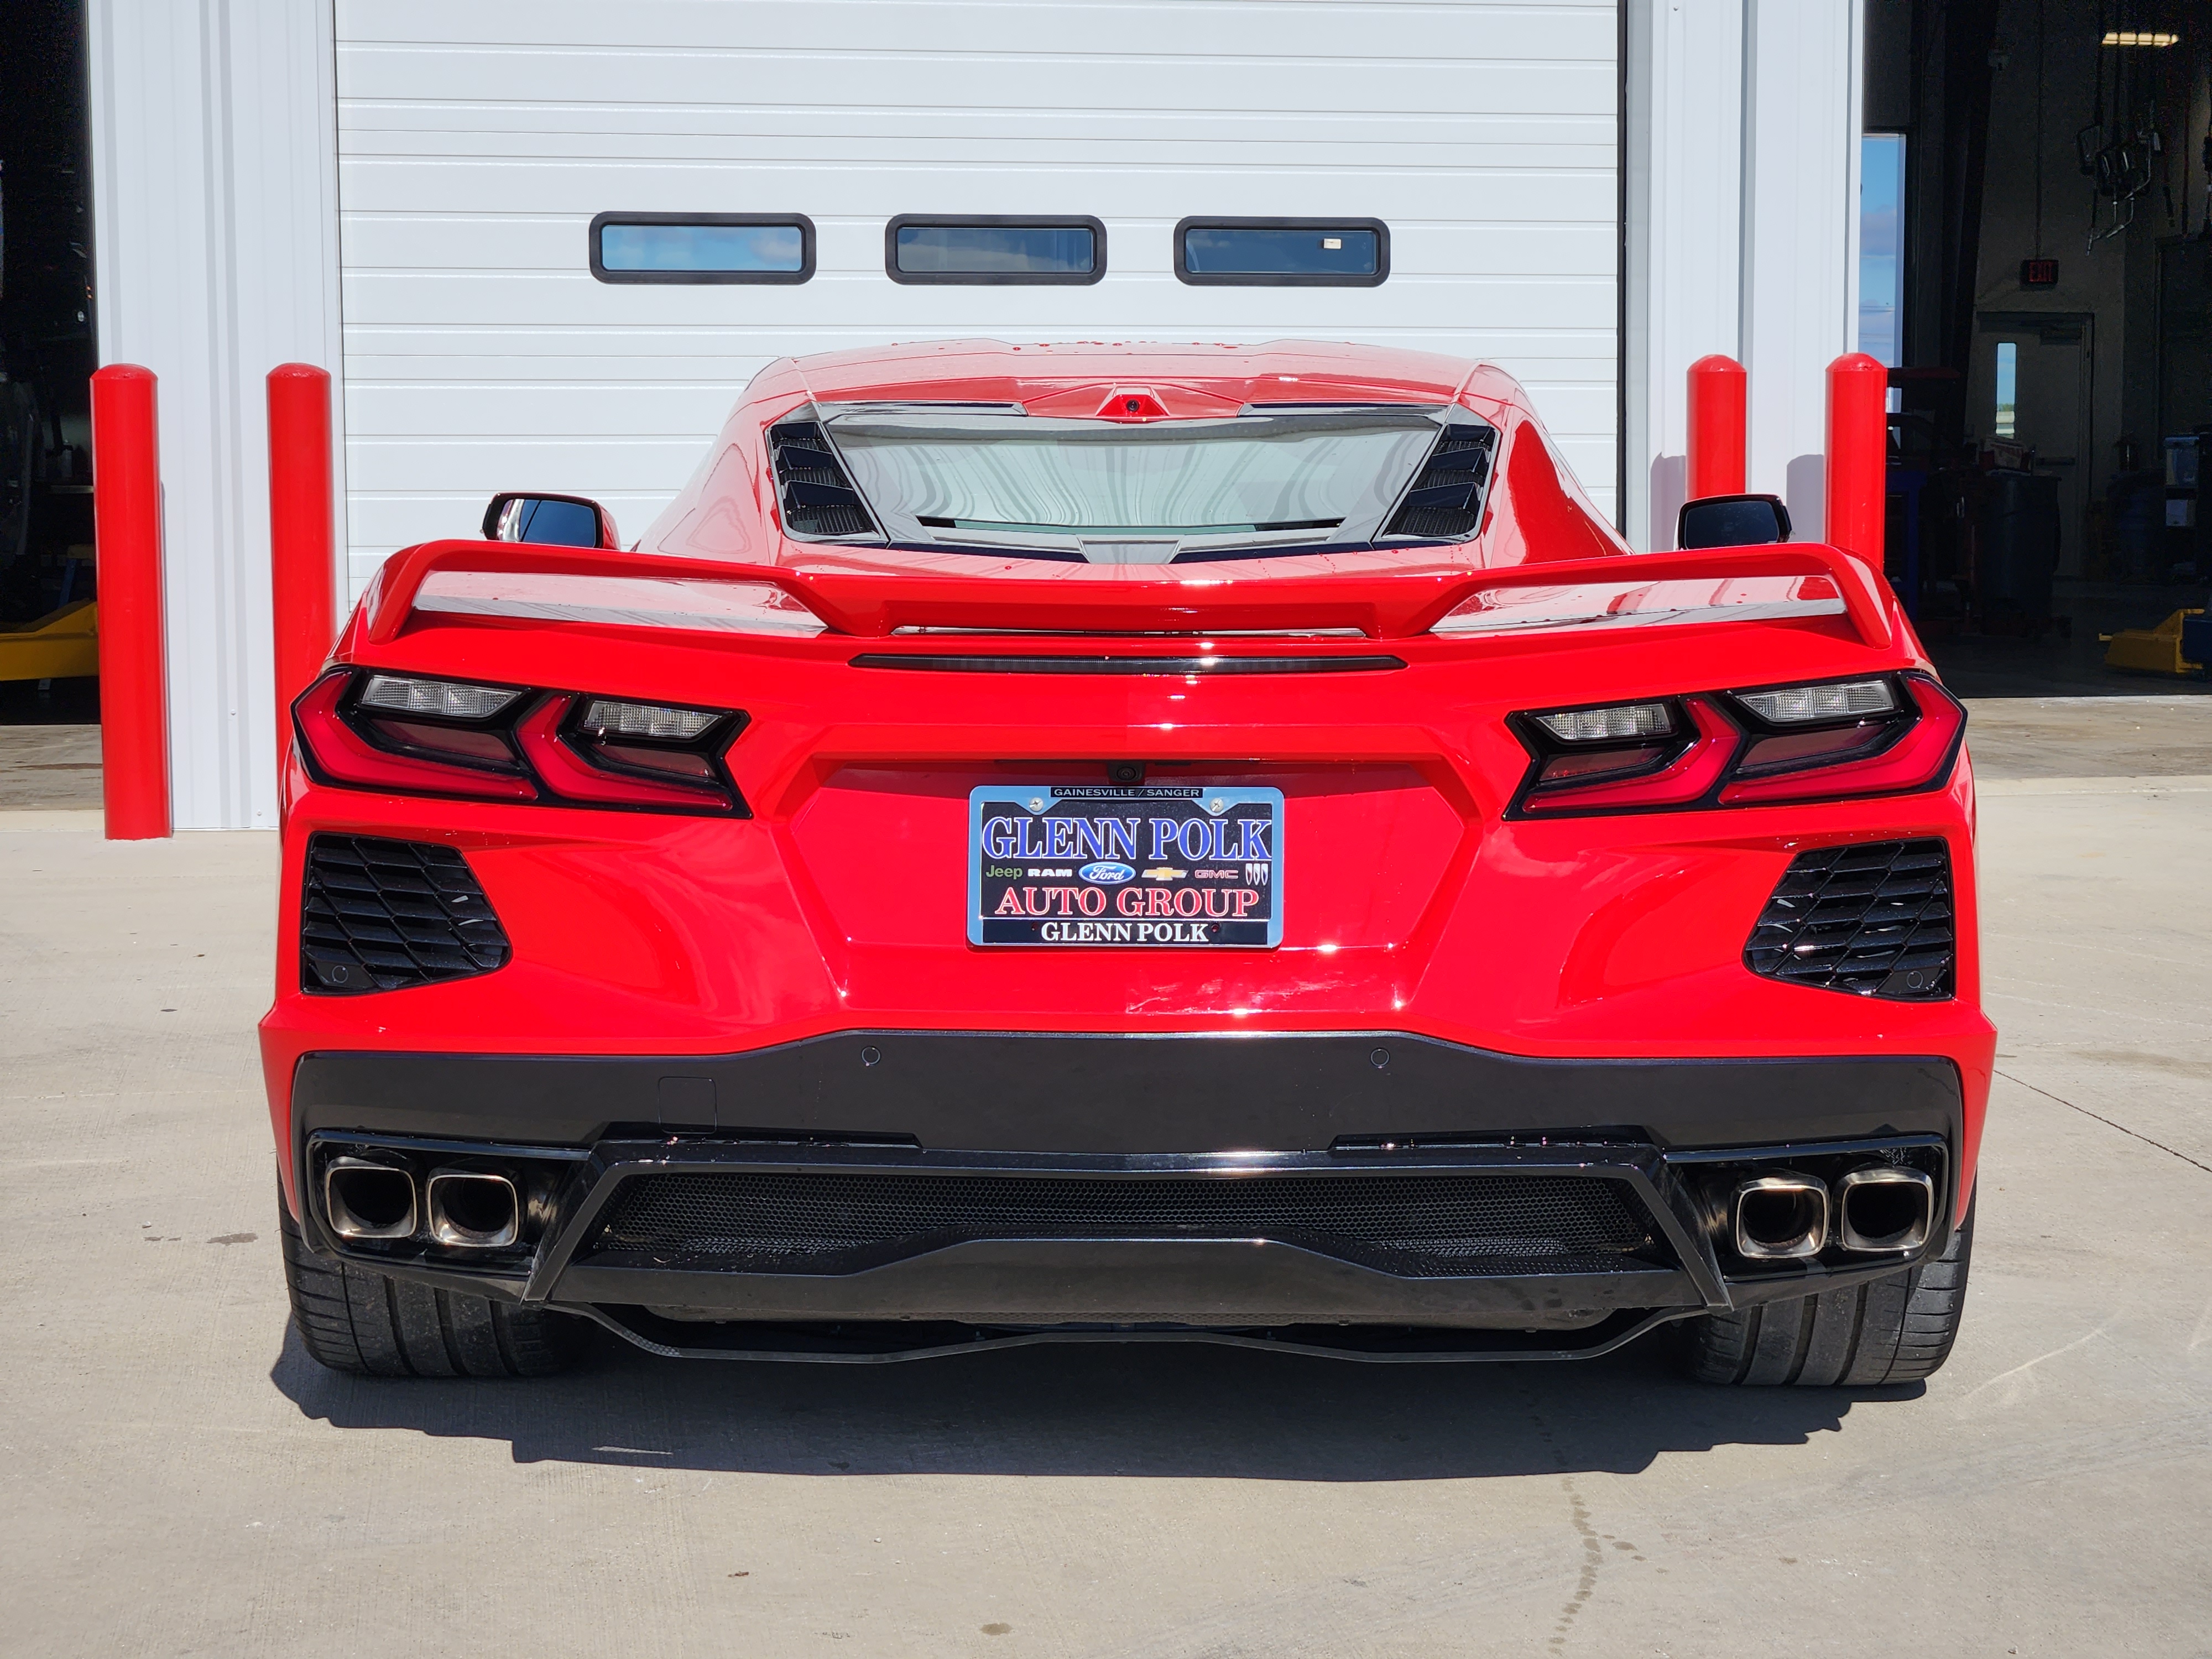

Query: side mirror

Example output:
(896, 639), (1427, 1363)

(482, 492), (620, 549)
(1677, 493), (1791, 550)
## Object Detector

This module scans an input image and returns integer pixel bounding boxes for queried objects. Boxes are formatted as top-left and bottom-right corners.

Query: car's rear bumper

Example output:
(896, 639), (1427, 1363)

(286, 1031), (1966, 1358)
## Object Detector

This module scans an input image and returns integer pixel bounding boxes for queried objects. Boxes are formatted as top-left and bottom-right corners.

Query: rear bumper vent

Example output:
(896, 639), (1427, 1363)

(1744, 838), (1955, 999)
(301, 834), (510, 994)
(583, 1168), (1664, 1279)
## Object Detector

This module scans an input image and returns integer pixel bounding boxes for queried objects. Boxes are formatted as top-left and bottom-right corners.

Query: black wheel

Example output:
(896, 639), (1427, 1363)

(1679, 1201), (1974, 1386)
(279, 1192), (582, 1378)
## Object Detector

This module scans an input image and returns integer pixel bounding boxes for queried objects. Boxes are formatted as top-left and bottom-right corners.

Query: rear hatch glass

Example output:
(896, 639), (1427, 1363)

(815, 407), (1472, 564)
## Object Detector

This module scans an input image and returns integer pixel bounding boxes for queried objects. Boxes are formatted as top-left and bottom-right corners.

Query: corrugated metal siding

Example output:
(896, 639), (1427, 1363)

(333, 0), (1620, 586)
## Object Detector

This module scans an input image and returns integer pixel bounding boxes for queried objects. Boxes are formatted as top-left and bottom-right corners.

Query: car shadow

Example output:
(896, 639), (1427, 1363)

(268, 1319), (1918, 1479)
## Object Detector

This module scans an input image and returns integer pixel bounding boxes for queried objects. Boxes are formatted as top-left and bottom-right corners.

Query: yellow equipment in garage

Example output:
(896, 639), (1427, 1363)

(2100, 609), (2206, 679)
(0, 598), (98, 682)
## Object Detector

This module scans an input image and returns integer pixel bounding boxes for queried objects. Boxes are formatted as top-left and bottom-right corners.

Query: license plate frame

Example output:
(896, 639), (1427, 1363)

(967, 784), (1283, 948)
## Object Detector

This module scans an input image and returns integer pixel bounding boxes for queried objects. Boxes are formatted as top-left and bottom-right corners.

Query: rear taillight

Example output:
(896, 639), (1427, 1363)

(513, 696), (743, 811)
(1510, 672), (1964, 817)
(295, 675), (538, 803)
(1717, 677), (1963, 806)
(1517, 697), (1739, 814)
(293, 671), (748, 815)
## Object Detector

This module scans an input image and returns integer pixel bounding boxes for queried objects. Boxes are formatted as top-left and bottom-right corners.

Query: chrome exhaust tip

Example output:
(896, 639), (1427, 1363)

(1835, 1165), (1936, 1253)
(425, 1168), (520, 1250)
(1731, 1173), (1829, 1260)
(324, 1157), (418, 1241)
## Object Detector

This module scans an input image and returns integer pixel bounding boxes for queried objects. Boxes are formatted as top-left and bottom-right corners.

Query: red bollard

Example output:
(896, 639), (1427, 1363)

(1825, 353), (1890, 564)
(1685, 354), (1747, 500)
(267, 364), (337, 773)
(91, 364), (170, 840)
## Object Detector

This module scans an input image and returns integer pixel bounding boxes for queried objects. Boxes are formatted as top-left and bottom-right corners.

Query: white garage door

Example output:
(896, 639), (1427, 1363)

(335, 0), (1620, 586)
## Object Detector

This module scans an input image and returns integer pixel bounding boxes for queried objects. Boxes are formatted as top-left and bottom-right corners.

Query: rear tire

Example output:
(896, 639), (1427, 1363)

(1679, 1200), (1974, 1386)
(279, 1192), (582, 1377)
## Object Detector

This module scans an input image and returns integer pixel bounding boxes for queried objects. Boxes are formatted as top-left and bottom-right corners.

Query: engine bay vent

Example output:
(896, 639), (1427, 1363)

(768, 420), (875, 539)
(1383, 421), (1497, 541)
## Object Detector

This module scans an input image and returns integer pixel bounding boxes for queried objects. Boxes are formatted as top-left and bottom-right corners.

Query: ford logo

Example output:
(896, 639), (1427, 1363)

(1078, 860), (1135, 884)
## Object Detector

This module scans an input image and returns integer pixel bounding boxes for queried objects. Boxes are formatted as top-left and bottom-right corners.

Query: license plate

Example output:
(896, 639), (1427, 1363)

(968, 785), (1282, 947)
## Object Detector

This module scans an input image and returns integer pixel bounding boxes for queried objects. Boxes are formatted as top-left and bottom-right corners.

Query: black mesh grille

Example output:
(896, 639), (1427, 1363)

(1744, 838), (1954, 999)
(769, 420), (875, 538)
(301, 834), (510, 994)
(1383, 422), (1496, 541)
(584, 1168), (1663, 1278)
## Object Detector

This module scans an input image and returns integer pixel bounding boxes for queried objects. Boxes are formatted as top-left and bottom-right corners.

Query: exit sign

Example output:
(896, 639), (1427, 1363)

(2021, 258), (2059, 286)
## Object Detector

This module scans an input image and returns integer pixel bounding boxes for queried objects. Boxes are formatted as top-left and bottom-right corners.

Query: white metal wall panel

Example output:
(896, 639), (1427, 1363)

(1622, 0), (1745, 549)
(89, 0), (347, 831)
(333, 0), (1621, 586)
(1741, 0), (1864, 535)
(1620, 0), (1863, 549)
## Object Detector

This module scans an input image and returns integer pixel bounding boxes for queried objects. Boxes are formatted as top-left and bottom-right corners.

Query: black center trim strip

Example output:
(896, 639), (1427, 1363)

(291, 1032), (1965, 1162)
(848, 654), (1407, 675)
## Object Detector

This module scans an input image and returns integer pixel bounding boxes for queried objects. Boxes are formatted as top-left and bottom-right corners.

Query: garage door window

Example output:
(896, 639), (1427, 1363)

(590, 213), (815, 284)
(886, 217), (1106, 285)
(1175, 219), (1389, 286)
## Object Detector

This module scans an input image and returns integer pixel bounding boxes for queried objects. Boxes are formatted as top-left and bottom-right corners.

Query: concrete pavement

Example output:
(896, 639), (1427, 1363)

(2, 705), (2208, 1657)
(0, 722), (98, 809)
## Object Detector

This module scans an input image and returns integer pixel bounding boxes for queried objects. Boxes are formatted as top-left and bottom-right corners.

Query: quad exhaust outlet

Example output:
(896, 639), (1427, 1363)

(1725, 1163), (1940, 1261)
(425, 1168), (521, 1249)
(323, 1157), (417, 1241)
(1835, 1165), (1936, 1253)
(318, 1147), (525, 1251)
(1730, 1173), (1828, 1260)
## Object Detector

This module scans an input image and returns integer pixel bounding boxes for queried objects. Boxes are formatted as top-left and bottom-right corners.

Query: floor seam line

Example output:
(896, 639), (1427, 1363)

(1993, 1068), (2212, 1176)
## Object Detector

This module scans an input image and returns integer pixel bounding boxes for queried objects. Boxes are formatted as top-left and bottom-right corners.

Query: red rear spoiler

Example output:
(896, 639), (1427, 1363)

(365, 539), (1894, 651)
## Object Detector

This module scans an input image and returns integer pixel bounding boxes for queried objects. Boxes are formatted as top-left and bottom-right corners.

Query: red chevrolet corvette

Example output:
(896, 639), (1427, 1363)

(262, 340), (1989, 1386)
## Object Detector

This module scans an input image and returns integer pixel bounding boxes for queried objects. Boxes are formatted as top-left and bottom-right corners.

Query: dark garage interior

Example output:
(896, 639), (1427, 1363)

(1866, 0), (2212, 693)
(0, 0), (97, 723)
